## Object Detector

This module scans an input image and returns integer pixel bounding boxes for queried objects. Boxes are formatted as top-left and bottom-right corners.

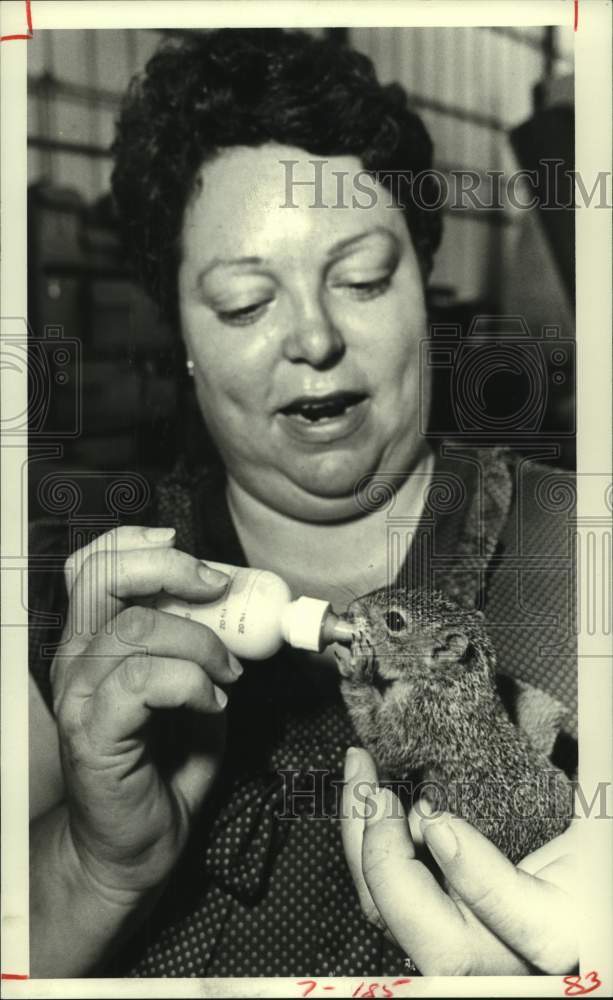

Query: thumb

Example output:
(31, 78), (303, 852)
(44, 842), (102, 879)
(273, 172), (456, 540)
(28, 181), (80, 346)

(421, 811), (577, 972)
(171, 712), (227, 817)
(362, 785), (417, 890)
(360, 790), (474, 973)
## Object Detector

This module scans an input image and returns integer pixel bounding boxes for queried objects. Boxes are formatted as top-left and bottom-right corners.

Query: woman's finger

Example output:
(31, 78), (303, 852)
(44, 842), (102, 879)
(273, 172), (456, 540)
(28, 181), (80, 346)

(340, 748), (383, 928)
(53, 605), (241, 713)
(360, 787), (475, 974)
(421, 812), (578, 973)
(518, 820), (579, 880)
(63, 525), (177, 594)
(65, 546), (229, 654)
(60, 605), (240, 701)
(110, 547), (229, 600)
(85, 654), (229, 747)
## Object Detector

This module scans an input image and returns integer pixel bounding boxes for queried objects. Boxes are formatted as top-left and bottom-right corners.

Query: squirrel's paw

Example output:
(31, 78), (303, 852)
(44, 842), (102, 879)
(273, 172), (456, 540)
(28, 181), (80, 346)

(335, 629), (377, 684)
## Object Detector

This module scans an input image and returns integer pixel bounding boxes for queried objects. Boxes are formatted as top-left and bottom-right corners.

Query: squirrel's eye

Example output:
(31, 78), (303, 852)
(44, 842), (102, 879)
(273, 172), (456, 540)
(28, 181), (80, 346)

(385, 610), (407, 632)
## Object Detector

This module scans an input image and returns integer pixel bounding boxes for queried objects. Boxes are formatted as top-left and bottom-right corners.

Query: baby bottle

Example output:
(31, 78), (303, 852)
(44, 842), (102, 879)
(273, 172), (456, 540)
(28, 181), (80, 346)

(154, 561), (355, 660)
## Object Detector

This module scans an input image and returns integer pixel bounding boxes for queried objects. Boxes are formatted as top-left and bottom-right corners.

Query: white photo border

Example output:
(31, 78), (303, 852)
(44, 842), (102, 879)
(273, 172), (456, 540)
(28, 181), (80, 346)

(1, 1), (611, 996)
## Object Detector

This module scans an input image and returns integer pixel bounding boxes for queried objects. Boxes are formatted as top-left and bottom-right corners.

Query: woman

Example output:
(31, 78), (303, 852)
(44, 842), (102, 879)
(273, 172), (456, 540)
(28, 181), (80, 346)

(29, 28), (578, 978)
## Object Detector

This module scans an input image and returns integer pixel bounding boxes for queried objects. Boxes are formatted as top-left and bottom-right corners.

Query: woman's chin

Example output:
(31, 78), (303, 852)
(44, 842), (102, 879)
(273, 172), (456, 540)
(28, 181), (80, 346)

(282, 452), (379, 510)
(270, 433), (425, 521)
(278, 489), (366, 523)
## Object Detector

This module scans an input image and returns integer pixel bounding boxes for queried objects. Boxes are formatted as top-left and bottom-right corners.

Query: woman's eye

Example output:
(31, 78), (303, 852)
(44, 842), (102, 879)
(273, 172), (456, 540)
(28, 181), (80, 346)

(344, 275), (392, 300)
(216, 299), (272, 326)
(384, 610), (407, 632)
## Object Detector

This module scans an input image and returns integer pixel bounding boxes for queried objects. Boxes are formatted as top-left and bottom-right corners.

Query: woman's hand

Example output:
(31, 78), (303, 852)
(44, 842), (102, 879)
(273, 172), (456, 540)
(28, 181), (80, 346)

(45, 524), (240, 907)
(341, 747), (579, 976)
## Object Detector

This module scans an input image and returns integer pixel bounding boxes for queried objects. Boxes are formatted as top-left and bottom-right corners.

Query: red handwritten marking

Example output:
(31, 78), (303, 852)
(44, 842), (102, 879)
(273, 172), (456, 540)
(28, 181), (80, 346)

(297, 979), (412, 998)
(563, 971), (602, 996)
(298, 982), (318, 998)
(1, 975), (29, 981)
(0, 0), (33, 41)
(574, 0), (579, 31)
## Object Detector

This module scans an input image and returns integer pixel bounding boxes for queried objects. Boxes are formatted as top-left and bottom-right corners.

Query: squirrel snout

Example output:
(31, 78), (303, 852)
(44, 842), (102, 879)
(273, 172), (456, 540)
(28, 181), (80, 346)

(346, 598), (368, 620)
(345, 600), (373, 637)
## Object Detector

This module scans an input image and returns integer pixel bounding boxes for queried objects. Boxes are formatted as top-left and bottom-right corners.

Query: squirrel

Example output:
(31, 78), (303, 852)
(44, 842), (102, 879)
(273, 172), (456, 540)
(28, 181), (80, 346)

(336, 587), (573, 865)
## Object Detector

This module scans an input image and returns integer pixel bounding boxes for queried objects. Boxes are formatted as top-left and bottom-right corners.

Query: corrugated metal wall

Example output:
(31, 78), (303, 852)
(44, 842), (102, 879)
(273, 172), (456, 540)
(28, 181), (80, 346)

(27, 27), (573, 307)
(28, 30), (163, 200)
(350, 26), (572, 303)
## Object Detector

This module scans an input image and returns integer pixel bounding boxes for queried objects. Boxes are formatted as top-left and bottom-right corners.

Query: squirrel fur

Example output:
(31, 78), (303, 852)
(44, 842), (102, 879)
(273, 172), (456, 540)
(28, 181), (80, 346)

(337, 587), (573, 865)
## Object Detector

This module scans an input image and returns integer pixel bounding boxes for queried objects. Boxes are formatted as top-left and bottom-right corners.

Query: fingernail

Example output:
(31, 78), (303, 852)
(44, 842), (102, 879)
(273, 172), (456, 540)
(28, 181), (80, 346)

(198, 563), (230, 588)
(213, 685), (228, 709)
(228, 653), (243, 678)
(417, 797), (444, 819)
(344, 747), (362, 781)
(144, 527), (176, 542)
(422, 816), (458, 863)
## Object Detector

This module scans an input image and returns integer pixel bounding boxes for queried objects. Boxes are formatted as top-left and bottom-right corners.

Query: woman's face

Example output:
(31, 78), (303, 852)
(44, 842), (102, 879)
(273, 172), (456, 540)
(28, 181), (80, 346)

(179, 144), (431, 522)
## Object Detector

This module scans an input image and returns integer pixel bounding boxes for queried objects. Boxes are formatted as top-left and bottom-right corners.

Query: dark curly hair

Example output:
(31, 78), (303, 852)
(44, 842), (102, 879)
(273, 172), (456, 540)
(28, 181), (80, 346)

(111, 28), (443, 327)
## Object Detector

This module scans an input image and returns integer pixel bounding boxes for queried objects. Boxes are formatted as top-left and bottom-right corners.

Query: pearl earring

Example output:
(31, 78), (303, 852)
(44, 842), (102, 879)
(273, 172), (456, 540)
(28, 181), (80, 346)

(186, 359), (195, 377)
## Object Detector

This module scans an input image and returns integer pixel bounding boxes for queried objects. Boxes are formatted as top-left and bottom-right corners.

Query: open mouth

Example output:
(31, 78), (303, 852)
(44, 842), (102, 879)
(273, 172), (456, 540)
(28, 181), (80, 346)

(279, 391), (367, 423)
(335, 637), (399, 697)
(335, 636), (374, 677)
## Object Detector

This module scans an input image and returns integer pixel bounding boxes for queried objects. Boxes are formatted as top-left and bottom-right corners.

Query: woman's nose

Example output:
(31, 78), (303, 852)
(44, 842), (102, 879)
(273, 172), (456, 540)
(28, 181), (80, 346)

(282, 296), (345, 368)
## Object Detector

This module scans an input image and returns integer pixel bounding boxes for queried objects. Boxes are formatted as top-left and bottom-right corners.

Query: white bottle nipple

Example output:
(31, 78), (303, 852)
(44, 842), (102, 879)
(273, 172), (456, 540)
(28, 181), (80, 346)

(282, 596), (332, 652)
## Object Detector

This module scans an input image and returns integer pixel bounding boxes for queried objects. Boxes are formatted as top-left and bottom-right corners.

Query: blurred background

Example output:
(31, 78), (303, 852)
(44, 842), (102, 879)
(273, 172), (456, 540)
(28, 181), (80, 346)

(27, 27), (575, 520)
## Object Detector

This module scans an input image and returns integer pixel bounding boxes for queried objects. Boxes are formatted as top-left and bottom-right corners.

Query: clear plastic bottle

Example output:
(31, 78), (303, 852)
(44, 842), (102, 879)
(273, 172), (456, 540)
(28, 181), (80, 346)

(154, 560), (355, 660)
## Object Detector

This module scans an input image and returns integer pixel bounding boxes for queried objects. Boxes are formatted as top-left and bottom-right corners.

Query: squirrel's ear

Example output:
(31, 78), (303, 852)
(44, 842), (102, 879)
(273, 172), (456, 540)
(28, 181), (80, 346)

(446, 632), (469, 655)
(433, 631), (469, 661)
